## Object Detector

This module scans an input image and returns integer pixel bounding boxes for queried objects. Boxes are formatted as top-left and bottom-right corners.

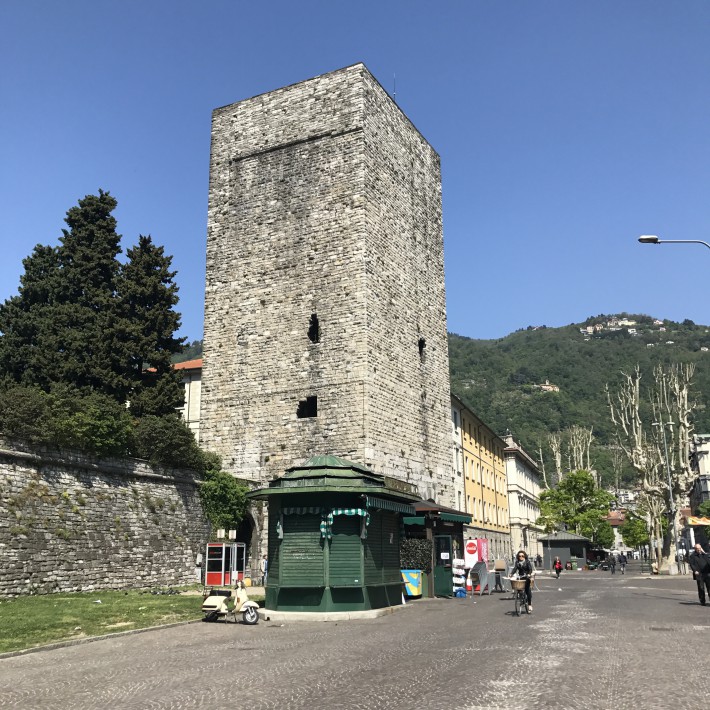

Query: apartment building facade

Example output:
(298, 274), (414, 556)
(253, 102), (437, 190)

(451, 395), (511, 561)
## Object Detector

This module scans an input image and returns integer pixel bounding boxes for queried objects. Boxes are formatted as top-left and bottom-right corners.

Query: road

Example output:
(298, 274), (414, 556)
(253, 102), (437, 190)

(1, 570), (709, 710)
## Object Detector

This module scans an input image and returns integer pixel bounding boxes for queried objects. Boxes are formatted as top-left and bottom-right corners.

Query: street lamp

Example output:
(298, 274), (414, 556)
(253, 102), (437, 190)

(638, 235), (710, 250)
(652, 421), (681, 574)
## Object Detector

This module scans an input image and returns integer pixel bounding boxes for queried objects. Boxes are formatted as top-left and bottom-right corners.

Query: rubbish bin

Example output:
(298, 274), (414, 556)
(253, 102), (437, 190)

(571, 560), (578, 570)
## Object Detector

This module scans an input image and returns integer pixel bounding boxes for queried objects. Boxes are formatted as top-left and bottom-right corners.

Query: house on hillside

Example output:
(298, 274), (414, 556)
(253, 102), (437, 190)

(536, 380), (560, 392)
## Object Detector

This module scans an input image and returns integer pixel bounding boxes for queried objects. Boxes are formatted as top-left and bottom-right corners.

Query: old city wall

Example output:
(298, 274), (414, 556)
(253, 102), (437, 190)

(0, 438), (209, 596)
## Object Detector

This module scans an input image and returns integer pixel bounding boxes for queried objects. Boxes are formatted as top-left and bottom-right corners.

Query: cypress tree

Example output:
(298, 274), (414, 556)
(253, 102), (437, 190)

(119, 235), (186, 415)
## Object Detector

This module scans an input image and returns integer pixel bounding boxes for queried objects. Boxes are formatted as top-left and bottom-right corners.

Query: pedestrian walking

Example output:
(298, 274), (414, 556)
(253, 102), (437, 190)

(688, 543), (710, 606)
(609, 555), (616, 574)
(553, 556), (563, 579)
(260, 555), (268, 585)
(619, 553), (627, 575)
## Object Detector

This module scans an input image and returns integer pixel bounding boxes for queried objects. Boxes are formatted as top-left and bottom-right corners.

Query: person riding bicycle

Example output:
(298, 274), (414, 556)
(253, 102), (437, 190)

(512, 550), (535, 612)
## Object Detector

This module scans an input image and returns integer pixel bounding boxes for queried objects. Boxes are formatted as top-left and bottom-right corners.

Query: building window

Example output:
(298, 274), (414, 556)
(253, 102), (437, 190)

(308, 314), (320, 343)
(297, 396), (317, 418)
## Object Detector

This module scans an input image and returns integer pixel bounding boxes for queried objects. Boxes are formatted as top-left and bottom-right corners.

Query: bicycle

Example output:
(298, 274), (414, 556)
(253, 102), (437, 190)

(508, 576), (530, 616)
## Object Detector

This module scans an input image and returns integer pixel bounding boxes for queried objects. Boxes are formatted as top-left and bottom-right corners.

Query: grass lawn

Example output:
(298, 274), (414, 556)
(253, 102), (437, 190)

(0, 589), (205, 654)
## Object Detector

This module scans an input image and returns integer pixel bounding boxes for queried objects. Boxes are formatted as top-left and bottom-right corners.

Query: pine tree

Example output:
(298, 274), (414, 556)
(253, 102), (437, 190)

(0, 245), (61, 387)
(0, 192), (186, 407)
(119, 235), (186, 415)
(52, 190), (129, 398)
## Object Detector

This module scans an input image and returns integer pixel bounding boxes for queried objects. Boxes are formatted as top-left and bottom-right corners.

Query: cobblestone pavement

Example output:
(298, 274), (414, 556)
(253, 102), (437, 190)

(2, 570), (709, 710)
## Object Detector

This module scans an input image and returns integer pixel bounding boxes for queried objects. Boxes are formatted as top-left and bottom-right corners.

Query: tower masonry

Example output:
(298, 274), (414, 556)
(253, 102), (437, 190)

(201, 63), (454, 507)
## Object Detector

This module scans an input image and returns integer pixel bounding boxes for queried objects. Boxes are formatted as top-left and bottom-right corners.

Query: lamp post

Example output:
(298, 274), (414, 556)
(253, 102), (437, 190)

(638, 235), (710, 251)
(652, 421), (681, 575)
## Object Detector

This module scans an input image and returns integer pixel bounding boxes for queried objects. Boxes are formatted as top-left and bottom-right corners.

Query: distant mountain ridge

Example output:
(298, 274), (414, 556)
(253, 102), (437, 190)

(449, 313), (710, 484)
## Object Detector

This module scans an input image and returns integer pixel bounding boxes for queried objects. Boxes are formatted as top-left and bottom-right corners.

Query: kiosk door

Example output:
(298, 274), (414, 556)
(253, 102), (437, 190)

(433, 535), (453, 597)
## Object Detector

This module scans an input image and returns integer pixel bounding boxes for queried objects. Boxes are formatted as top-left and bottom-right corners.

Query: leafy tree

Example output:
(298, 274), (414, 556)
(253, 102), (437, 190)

(0, 383), (53, 442)
(48, 385), (134, 457)
(620, 516), (650, 549)
(132, 414), (206, 472)
(577, 511), (615, 547)
(199, 469), (249, 532)
(538, 470), (615, 539)
(0, 383), (132, 457)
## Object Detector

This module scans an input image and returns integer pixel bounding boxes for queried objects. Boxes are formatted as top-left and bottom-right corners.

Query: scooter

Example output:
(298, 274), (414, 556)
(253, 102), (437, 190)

(201, 580), (260, 625)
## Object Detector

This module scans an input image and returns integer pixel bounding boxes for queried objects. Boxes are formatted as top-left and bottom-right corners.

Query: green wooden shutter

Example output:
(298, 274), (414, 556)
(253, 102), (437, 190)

(381, 513), (401, 584)
(328, 515), (362, 586)
(281, 514), (324, 587)
(364, 513), (384, 584)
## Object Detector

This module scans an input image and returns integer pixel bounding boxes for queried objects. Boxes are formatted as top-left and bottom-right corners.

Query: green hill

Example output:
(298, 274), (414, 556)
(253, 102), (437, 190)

(449, 313), (710, 485)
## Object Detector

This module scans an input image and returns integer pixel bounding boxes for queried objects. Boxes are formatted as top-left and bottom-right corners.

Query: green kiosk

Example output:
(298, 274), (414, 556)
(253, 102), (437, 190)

(248, 455), (419, 613)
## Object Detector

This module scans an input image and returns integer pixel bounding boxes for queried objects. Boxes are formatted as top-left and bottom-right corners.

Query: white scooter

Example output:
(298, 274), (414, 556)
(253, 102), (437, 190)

(201, 580), (260, 625)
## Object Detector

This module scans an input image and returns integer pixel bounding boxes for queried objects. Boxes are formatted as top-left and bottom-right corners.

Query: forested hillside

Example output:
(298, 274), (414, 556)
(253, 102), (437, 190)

(449, 314), (710, 485)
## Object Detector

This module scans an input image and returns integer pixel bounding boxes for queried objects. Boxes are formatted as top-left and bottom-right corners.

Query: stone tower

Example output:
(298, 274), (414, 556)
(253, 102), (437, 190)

(201, 63), (454, 507)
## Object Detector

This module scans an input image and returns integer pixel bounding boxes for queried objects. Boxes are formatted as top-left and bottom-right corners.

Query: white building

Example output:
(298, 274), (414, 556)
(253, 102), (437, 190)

(503, 432), (542, 560)
(174, 358), (202, 438)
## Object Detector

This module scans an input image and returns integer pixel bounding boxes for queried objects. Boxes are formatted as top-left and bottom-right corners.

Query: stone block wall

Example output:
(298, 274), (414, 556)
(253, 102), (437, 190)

(0, 439), (209, 596)
(201, 63), (453, 507)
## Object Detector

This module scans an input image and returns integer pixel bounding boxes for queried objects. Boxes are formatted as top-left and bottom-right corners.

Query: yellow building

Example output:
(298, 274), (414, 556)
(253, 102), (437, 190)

(452, 395), (511, 561)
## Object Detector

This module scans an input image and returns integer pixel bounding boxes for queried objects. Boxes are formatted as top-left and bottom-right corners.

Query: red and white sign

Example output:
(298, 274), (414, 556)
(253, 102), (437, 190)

(464, 538), (490, 568)
(464, 539), (478, 568)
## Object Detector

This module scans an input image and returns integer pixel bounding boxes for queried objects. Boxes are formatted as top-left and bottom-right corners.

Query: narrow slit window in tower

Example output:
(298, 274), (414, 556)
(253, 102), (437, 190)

(418, 337), (426, 362)
(308, 314), (320, 343)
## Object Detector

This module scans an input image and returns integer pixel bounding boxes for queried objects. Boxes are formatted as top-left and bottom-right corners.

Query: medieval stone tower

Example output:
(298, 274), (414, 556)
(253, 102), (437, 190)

(200, 63), (454, 507)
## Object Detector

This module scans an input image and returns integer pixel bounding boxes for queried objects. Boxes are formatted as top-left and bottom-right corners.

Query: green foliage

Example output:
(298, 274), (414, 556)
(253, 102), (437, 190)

(399, 537), (433, 573)
(48, 386), (134, 457)
(131, 415), (205, 472)
(0, 384), (132, 457)
(120, 235), (185, 416)
(173, 340), (203, 363)
(620, 515), (650, 549)
(697, 501), (710, 539)
(449, 313), (710, 487)
(198, 469), (249, 532)
(539, 470), (614, 544)
(0, 191), (184, 408)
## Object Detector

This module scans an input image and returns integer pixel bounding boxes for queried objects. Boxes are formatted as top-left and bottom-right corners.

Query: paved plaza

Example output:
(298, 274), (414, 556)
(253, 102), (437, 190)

(1, 568), (709, 710)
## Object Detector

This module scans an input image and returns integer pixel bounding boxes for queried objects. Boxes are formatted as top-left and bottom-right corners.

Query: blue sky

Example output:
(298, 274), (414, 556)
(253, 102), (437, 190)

(2, 1), (709, 343)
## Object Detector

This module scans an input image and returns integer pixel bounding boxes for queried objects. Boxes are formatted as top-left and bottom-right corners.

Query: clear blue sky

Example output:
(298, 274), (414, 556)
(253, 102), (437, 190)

(2, 1), (709, 343)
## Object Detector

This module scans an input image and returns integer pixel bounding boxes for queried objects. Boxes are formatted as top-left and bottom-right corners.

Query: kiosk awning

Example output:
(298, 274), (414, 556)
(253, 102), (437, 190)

(403, 516), (426, 525)
(365, 496), (416, 515)
(439, 512), (472, 523)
